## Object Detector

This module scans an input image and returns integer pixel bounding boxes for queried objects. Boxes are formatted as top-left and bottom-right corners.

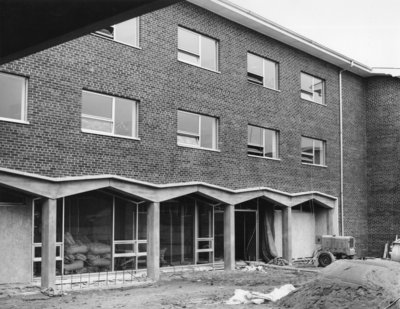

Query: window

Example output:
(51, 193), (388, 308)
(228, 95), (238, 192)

(301, 137), (326, 165)
(96, 18), (139, 47)
(247, 53), (279, 90)
(177, 111), (218, 150)
(248, 125), (279, 159)
(300, 73), (325, 104)
(81, 90), (138, 138)
(0, 72), (27, 122)
(178, 27), (218, 71)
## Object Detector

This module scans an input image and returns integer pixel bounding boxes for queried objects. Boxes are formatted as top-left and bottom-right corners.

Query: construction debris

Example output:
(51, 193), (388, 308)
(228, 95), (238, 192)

(225, 284), (296, 305)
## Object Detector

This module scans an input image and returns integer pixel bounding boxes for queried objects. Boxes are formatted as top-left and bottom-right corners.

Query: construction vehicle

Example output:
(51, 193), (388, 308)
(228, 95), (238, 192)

(314, 235), (356, 267)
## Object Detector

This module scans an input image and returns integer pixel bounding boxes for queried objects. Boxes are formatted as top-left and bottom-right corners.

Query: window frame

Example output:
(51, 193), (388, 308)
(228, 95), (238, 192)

(95, 17), (140, 48)
(177, 27), (219, 72)
(177, 110), (219, 151)
(0, 72), (28, 124)
(247, 125), (280, 160)
(300, 72), (325, 105)
(247, 52), (279, 91)
(81, 90), (139, 140)
(301, 136), (326, 166)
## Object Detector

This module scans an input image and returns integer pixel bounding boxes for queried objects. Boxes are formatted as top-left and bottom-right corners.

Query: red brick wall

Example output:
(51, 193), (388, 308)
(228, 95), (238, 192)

(0, 2), (369, 254)
(366, 76), (400, 256)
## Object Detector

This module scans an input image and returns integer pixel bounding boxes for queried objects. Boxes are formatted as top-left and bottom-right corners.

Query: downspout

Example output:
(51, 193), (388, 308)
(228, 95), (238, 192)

(339, 61), (354, 236)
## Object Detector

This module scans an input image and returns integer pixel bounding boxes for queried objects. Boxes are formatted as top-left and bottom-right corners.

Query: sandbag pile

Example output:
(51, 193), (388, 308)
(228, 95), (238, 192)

(64, 232), (111, 274)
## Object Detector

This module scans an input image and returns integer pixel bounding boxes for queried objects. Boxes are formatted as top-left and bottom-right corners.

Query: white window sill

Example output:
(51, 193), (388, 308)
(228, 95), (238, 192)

(247, 155), (281, 161)
(177, 59), (221, 74)
(300, 97), (326, 106)
(0, 117), (29, 125)
(91, 33), (141, 50)
(177, 143), (220, 152)
(81, 129), (140, 141)
(247, 81), (281, 92)
(301, 162), (327, 168)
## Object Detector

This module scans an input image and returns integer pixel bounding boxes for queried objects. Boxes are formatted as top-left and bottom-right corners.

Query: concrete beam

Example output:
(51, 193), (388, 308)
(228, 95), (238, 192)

(282, 206), (292, 264)
(147, 202), (160, 281)
(41, 198), (57, 289)
(224, 205), (235, 270)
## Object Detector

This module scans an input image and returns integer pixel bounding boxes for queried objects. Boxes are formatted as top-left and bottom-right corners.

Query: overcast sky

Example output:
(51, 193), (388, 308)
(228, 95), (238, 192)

(229, 0), (400, 68)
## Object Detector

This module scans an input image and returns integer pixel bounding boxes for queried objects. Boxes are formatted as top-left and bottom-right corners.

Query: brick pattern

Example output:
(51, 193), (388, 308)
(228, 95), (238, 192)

(0, 2), (370, 254)
(366, 77), (400, 256)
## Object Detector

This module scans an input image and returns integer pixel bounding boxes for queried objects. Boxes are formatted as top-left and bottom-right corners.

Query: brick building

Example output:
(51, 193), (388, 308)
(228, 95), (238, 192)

(0, 0), (398, 287)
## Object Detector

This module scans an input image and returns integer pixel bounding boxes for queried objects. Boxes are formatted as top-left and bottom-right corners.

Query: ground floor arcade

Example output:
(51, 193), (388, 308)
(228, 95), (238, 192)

(0, 168), (338, 288)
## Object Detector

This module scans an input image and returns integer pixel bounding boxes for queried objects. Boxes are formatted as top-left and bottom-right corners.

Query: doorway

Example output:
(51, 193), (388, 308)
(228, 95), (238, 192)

(235, 211), (258, 261)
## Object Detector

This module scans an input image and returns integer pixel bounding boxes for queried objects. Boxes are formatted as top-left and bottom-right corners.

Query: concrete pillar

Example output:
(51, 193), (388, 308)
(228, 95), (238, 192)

(224, 204), (235, 270)
(282, 206), (292, 264)
(41, 198), (57, 289)
(147, 202), (160, 281)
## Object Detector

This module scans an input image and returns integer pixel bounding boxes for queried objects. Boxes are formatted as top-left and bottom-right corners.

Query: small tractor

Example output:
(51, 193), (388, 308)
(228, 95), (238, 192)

(314, 235), (356, 267)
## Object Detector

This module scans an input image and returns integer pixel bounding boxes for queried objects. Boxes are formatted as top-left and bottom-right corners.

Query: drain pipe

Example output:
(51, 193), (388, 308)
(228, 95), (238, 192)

(339, 68), (345, 236)
(339, 61), (354, 236)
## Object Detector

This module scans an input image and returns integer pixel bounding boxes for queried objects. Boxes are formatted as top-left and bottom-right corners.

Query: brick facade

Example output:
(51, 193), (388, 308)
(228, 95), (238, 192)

(0, 1), (398, 256)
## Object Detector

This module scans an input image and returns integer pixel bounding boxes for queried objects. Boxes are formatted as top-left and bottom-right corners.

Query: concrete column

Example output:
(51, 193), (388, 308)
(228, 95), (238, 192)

(224, 204), (235, 270)
(147, 202), (160, 281)
(282, 206), (292, 264)
(41, 198), (57, 289)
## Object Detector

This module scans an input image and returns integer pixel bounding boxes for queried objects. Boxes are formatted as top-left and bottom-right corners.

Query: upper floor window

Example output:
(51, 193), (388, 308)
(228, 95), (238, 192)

(0, 72), (27, 123)
(248, 125), (279, 159)
(81, 90), (138, 139)
(247, 53), (279, 90)
(300, 72), (325, 104)
(178, 27), (218, 71)
(177, 110), (218, 150)
(301, 137), (326, 166)
(96, 18), (139, 47)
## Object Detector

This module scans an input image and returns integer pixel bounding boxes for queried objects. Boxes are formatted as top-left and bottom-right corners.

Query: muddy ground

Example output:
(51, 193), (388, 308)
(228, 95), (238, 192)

(0, 264), (396, 308)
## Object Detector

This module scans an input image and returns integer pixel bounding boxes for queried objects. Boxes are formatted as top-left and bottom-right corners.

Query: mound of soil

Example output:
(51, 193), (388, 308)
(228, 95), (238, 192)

(279, 260), (400, 309)
(278, 278), (389, 309)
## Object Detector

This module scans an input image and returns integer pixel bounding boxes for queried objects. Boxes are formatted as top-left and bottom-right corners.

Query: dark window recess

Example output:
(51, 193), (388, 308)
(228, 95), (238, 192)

(247, 72), (263, 85)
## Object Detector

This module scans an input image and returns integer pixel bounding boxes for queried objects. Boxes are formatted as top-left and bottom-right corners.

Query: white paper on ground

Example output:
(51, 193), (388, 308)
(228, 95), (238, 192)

(225, 284), (296, 305)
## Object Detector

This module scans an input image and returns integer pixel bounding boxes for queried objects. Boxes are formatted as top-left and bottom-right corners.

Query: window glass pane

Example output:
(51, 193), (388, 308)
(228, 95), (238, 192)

(137, 204), (147, 240)
(264, 129), (277, 158)
(113, 18), (138, 46)
(300, 73), (314, 100)
(248, 125), (263, 146)
(82, 92), (113, 119)
(178, 28), (199, 55)
(314, 140), (324, 165)
(200, 115), (216, 149)
(82, 117), (113, 133)
(97, 26), (114, 38)
(178, 51), (200, 65)
(301, 137), (314, 164)
(201, 36), (217, 70)
(114, 198), (135, 241)
(0, 73), (25, 120)
(198, 203), (212, 238)
(247, 54), (263, 84)
(264, 60), (277, 89)
(177, 135), (199, 146)
(178, 111), (199, 134)
(313, 77), (324, 104)
(114, 98), (135, 137)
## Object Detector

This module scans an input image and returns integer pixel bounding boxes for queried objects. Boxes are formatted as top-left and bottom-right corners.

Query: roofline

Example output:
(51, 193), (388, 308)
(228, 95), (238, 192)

(187, 0), (396, 78)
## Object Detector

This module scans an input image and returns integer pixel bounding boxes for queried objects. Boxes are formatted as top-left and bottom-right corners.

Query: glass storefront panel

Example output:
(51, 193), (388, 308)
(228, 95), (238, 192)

(160, 201), (194, 267)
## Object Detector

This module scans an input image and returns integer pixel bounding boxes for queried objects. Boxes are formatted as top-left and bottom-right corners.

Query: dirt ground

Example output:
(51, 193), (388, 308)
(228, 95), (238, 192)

(0, 263), (397, 309)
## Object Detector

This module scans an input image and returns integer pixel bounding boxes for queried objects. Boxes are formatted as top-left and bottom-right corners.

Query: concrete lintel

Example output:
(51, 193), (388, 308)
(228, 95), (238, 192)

(41, 198), (57, 288)
(290, 195), (336, 209)
(0, 172), (56, 198)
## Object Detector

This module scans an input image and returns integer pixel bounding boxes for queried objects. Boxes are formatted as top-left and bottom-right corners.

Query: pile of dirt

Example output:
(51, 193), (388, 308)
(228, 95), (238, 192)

(279, 259), (400, 309)
(278, 277), (389, 309)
